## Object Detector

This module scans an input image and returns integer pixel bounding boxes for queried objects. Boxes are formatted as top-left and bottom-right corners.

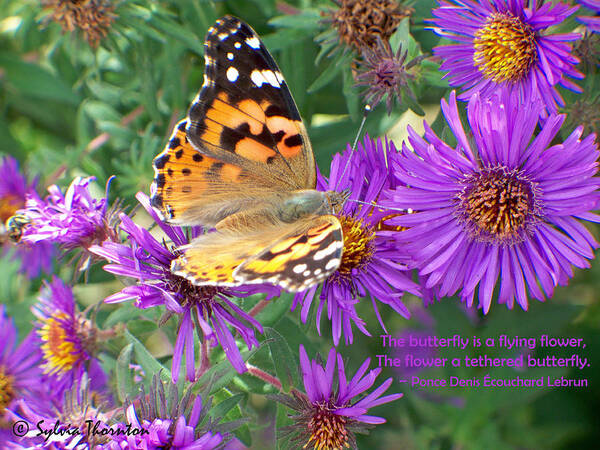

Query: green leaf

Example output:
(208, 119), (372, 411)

(82, 100), (121, 123)
(421, 60), (448, 88)
(209, 392), (245, 420)
(308, 52), (354, 93)
(255, 292), (293, 327)
(268, 10), (322, 30)
(0, 52), (80, 105)
(103, 303), (149, 328)
(342, 65), (360, 120)
(148, 16), (204, 55)
(124, 328), (170, 382)
(264, 327), (300, 392)
(198, 347), (260, 394)
(116, 344), (137, 402)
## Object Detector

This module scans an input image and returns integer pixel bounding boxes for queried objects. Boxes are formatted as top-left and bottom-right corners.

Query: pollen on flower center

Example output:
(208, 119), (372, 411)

(336, 214), (376, 277)
(39, 313), (79, 375)
(473, 12), (537, 83)
(167, 271), (220, 311)
(0, 367), (15, 413)
(306, 407), (349, 450)
(457, 167), (540, 244)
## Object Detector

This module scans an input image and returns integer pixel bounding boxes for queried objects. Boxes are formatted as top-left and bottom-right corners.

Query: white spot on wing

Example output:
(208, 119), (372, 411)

(275, 71), (284, 84)
(226, 67), (239, 82)
(293, 263), (307, 274)
(263, 70), (280, 87)
(325, 258), (340, 271)
(303, 270), (311, 277)
(246, 36), (260, 49)
(314, 241), (341, 261)
(251, 70), (266, 87)
(227, 52), (234, 60)
(250, 69), (280, 88)
(218, 32), (228, 41)
(234, 42), (241, 49)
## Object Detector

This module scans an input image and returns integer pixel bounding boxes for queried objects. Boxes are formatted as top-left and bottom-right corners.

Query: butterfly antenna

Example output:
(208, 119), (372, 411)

(334, 104), (371, 191)
(345, 198), (410, 214)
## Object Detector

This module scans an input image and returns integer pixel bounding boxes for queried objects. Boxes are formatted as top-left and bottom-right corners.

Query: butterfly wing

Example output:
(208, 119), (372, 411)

(151, 119), (282, 226)
(171, 215), (343, 292)
(235, 215), (343, 291)
(188, 16), (315, 190)
(151, 15), (316, 226)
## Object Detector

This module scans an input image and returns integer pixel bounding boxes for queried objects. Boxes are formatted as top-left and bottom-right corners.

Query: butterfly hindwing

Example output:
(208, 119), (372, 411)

(171, 215), (343, 292)
(186, 15), (316, 190)
(235, 215), (343, 291)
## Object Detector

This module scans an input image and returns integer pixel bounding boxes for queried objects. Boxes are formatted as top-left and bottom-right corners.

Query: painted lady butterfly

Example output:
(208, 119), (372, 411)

(150, 16), (346, 292)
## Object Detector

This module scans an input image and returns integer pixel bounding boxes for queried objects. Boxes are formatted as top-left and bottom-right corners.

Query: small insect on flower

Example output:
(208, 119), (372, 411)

(5, 214), (31, 243)
(273, 345), (402, 450)
(386, 90), (600, 313)
(0, 156), (53, 278)
(430, 0), (583, 117)
(20, 176), (121, 273)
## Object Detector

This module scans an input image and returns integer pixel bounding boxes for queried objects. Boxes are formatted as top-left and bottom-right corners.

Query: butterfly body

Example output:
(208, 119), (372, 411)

(151, 16), (345, 292)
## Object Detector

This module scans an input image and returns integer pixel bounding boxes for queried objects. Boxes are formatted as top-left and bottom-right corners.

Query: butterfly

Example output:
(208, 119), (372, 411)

(150, 15), (347, 292)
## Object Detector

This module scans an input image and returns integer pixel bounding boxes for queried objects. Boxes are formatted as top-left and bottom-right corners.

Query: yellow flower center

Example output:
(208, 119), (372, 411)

(336, 214), (376, 277)
(0, 367), (15, 414)
(473, 13), (537, 83)
(39, 313), (79, 375)
(457, 167), (540, 244)
(305, 408), (349, 450)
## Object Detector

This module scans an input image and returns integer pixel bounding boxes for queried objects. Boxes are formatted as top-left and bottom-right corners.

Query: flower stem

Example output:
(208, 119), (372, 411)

(249, 298), (270, 317)
(246, 364), (282, 390)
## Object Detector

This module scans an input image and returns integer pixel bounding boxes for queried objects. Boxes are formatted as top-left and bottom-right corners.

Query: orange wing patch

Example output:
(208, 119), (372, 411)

(151, 120), (243, 220)
(171, 248), (241, 285)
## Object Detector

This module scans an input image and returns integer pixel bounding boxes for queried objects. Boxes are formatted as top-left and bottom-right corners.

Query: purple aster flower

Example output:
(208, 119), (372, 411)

(578, 1), (600, 32)
(90, 192), (278, 380)
(385, 90), (600, 313)
(293, 135), (420, 346)
(275, 345), (402, 449)
(430, 0), (583, 117)
(0, 155), (53, 278)
(0, 306), (44, 445)
(20, 176), (119, 272)
(33, 277), (105, 396)
(98, 377), (224, 450)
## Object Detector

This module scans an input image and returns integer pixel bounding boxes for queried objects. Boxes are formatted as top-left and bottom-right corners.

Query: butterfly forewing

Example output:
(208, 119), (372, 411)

(187, 15), (316, 190)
